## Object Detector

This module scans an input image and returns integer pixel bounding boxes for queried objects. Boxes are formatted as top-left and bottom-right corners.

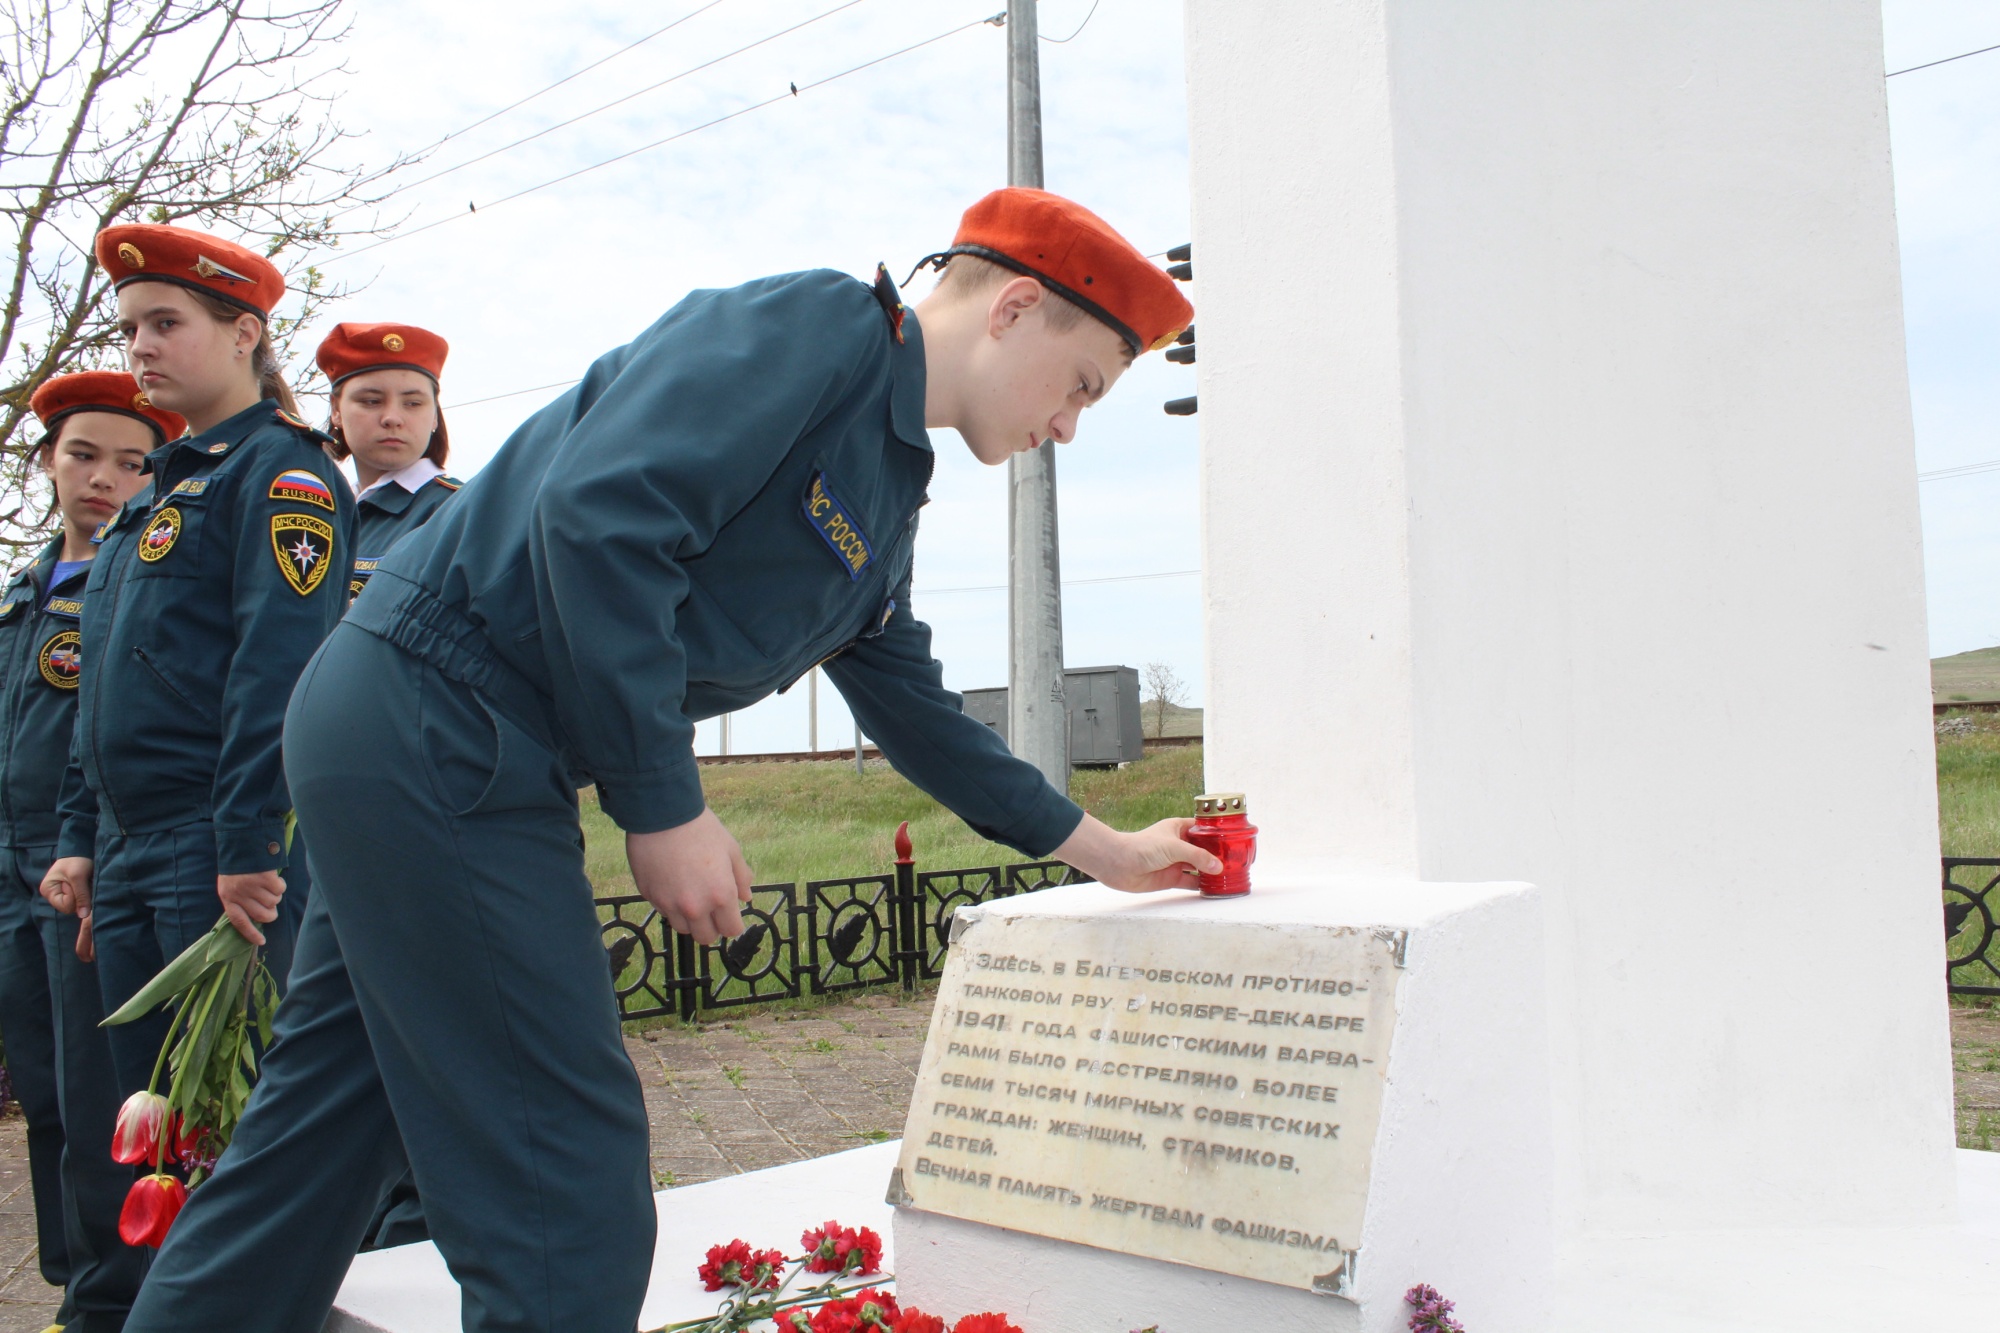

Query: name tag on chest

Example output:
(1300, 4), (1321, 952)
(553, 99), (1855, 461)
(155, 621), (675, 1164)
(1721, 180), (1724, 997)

(802, 473), (873, 581)
(41, 594), (82, 620)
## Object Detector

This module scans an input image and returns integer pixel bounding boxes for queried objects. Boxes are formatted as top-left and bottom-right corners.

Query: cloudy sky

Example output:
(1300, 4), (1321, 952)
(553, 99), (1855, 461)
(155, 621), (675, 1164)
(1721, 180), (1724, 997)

(234, 1), (1998, 750)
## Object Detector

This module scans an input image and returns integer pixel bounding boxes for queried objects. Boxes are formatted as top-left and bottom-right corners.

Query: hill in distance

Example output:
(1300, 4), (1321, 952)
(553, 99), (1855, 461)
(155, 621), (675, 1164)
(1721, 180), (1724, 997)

(1933, 646), (2000, 703)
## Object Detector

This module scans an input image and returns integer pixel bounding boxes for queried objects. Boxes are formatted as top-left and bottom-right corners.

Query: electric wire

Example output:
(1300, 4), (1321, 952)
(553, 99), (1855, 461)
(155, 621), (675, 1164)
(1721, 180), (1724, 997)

(1039, 0), (1100, 43)
(918, 569), (1199, 596)
(326, 12), (1004, 266)
(1888, 42), (2000, 78)
(1919, 458), (2000, 483)
(400, 0), (735, 158)
(384, 0), (870, 198)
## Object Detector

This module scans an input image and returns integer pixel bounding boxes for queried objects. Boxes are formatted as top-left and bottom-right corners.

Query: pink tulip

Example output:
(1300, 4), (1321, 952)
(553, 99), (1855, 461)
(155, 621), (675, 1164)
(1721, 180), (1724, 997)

(110, 1091), (168, 1165)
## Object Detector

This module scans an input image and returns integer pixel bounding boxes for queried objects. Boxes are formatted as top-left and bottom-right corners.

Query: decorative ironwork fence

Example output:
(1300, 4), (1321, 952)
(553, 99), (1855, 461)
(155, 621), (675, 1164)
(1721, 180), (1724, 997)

(599, 841), (1091, 1023)
(1946, 857), (2000, 996)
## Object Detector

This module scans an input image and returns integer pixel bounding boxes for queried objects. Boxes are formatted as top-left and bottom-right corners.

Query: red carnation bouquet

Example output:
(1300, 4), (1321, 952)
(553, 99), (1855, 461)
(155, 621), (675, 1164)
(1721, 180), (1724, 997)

(102, 914), (281, 1246)
(657, 1219), (1021, 1333)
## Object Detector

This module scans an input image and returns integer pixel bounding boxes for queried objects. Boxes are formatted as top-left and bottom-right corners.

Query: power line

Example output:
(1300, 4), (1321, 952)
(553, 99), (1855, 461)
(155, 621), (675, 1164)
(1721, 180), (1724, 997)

(385, 0), (871, 199)
(1888, 42), (2000, 78)
(401, 0), (735, 159)
(919, 569), (1199, 596)
(1040, 0), (1100, 43)
(327, 12), (1004, 267)
(1919, 458), (2000, 483)
(444, 378), (581, 410)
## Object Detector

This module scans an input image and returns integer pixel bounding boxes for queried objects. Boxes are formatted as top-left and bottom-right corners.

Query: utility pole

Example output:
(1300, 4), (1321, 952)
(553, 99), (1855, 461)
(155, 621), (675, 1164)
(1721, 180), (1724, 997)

(809, 667), (819, 752)
(1006, 0), (1070, 793)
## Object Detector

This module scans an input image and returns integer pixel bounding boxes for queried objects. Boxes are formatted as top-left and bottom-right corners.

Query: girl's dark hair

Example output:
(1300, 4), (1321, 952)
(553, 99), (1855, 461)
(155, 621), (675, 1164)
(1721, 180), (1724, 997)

(37, 410), (166, 517)
(324, 374), (449, 467)
(183, 287), (300, 416)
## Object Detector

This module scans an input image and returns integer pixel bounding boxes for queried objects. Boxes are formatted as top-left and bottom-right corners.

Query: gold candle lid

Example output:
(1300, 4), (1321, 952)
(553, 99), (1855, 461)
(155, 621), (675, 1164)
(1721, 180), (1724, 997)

(1194, 792), (1246, 816)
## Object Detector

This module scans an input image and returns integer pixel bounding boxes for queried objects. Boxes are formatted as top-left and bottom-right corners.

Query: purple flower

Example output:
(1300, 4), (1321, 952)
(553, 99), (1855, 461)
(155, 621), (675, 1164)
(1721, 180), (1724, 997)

(1405, 1284), (1466, 1332)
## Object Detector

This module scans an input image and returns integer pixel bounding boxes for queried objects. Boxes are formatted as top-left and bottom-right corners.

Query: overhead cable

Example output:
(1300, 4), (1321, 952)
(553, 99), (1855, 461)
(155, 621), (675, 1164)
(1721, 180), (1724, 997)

(327, 11), (1005, 266)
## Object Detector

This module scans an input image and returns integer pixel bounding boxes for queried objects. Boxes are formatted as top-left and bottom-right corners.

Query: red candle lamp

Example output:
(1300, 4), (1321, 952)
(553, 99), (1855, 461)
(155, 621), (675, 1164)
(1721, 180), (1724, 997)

(1187, 792), (1257, 897)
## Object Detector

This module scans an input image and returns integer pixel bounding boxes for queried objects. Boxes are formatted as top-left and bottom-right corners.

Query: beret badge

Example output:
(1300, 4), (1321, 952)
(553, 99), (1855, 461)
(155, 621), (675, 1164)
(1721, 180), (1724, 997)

(131, 391), (151, 410)
(382, 332), (406, 352)
(117, 242), (144, 268)
(190, 253), (252, 285)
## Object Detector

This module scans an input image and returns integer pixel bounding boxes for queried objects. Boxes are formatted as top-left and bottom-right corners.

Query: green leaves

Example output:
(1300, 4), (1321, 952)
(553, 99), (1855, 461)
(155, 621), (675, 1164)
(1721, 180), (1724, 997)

(102, 914), (280, 1186)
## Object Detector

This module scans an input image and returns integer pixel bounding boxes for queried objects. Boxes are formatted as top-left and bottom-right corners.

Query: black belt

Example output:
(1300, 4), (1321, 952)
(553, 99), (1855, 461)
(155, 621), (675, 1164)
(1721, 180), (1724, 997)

(344, 573), (564, 759)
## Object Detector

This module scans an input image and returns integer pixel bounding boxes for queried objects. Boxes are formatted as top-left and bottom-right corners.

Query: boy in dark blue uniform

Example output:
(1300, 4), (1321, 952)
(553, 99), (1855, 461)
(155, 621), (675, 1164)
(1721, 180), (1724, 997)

(40, 227), (354, 1103)
(0, 373), (182, 1331)
(315, 322), (462, 601)
(129, 189), (1215, 1332)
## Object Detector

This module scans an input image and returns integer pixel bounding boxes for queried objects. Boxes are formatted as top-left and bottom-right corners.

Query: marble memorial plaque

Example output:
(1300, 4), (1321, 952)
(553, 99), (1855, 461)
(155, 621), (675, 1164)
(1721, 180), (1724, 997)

(891, 910), (1403, 1293)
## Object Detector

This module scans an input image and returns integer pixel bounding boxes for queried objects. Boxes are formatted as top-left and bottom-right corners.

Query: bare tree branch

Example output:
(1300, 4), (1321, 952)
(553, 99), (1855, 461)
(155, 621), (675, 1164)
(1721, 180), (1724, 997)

(0, 0), (414, 554)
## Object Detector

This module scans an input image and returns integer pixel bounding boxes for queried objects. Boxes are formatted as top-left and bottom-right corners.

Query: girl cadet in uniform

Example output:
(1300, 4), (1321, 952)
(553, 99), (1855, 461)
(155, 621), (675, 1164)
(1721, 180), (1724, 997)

(0, 373), (182, 1331)
(315, 322), (461, 602)
(125, 187), (1218, 1333)
(39, 224), (354, 1107)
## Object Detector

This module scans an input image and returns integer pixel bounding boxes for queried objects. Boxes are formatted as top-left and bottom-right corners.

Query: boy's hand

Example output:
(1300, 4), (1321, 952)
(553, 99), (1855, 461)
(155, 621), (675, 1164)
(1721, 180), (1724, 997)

(41, 856), (93, 918)
(1051, 814), (1222, 894)
(629, 810), (752, 945)
(218, 871), (286, 946)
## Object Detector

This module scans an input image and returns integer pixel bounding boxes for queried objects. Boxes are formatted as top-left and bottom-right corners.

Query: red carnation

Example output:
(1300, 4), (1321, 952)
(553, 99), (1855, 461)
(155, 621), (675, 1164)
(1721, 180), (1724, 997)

(807, 1287), (901, 1333)
(891, 1310), (947, 1333)
(117, 1173), (186, 1247)
(697, 1238), (754, 1291)
(951, 1316), (1023, 1333)
(800, 1219), (884, 1275)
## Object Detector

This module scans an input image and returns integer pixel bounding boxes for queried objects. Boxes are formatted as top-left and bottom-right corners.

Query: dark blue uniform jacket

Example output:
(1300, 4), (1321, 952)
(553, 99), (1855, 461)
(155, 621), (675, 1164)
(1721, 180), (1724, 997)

(350, 473), (459, 600)
(0, 539), (88, 848)
(368, 270), (1084, 856)
(58, 400), (355, 873)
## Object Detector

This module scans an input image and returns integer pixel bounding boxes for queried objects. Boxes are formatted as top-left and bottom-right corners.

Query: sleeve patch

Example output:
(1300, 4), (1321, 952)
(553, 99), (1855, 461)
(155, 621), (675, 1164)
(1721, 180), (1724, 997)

(270, 469), (337, 511)
(802, 472), (873, 581)
(271, 514), (335, 595)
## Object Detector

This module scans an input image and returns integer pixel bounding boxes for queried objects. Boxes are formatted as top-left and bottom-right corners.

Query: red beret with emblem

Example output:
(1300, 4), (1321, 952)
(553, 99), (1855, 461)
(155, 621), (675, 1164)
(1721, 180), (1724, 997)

(916, 188), (1193, 356)
(94, 223), (284, 320)
(314, 322), (449, 389)
(30, 370), (186, 444)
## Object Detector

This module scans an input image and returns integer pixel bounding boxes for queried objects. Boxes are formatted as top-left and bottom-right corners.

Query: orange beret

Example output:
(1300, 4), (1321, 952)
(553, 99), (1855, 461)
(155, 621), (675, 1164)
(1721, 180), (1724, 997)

(919, 188), (1193, 355)
(94, 223), (284, 320)
(315, 322), (449, 389)
(30, 371), (186, 444)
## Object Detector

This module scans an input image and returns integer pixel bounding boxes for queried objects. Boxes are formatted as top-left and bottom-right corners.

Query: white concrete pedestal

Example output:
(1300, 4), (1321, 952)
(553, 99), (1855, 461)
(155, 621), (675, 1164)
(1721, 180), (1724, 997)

(893, 876), (1553, 1333)
(325, 1142), (900, 1333)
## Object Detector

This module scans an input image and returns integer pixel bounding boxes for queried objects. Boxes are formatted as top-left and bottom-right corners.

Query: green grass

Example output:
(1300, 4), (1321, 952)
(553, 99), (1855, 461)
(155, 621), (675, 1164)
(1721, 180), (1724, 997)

(1937, 719), (2000, 857)
(1934, 647), (2000, 704)
(580, 743), (1205, 892)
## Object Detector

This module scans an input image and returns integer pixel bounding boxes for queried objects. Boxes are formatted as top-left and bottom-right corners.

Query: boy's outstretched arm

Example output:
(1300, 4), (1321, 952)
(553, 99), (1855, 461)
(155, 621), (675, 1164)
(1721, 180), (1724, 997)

(1050, 814), (1219, 893)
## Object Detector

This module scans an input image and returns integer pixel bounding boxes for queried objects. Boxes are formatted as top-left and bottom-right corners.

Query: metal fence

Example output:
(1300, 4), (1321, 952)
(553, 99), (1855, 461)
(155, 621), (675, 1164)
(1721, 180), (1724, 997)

(598, 848), (1090, 1023)
(1946, 857), (2000, 996)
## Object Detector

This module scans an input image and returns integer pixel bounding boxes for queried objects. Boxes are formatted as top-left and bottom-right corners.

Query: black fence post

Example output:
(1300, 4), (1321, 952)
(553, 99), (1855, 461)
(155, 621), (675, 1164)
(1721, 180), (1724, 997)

(893, 821), (919, 995)
(674, 931), (700, 1021)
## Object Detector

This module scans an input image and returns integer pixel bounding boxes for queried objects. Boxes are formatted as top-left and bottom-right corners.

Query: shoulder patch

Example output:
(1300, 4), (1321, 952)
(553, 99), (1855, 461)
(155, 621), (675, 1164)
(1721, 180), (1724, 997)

(802, 472), (873, 581)
(138, 507), (182, 563)
(276, 408), (311, 430)
(270, 469), (336, 512)
(434, 475), (462, 491)
(37, 630), (80, 689)
(271, 513), (334, 595)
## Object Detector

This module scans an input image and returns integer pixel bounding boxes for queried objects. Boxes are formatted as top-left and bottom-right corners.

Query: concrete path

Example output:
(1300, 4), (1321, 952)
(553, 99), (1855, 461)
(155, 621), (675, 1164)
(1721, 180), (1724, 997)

(0, 985), (938, 1331)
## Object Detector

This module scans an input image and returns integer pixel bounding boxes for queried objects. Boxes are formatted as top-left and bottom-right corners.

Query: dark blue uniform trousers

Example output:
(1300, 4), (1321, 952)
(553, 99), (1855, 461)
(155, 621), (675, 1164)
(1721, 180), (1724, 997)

(126, 623), (655, 1333)
(0, 846), (147, 1331)
(91, 823), (307, 1099)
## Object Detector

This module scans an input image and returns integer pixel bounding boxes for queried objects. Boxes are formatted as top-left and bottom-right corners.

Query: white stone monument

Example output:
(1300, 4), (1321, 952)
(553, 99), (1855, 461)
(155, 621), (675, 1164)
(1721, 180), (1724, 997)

(892, 0), (2000, 1328)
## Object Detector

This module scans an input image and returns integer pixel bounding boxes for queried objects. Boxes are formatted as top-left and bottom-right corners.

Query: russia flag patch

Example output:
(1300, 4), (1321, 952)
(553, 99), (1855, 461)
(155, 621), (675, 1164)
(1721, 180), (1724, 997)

(270, 469), (336, 512)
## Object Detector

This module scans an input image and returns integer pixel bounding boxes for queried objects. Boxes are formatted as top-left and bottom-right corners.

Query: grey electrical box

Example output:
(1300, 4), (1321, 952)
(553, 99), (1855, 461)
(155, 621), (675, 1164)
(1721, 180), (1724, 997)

(956, 666), (1145, 767)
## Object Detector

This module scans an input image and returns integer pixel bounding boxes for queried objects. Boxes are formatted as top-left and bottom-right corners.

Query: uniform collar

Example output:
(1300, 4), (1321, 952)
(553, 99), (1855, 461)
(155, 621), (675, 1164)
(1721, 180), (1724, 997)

(149, 397), (280, 471)
(17, 534), (63, 594)
(889, 311), (931, 452)
(357, 456), (443, 505)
